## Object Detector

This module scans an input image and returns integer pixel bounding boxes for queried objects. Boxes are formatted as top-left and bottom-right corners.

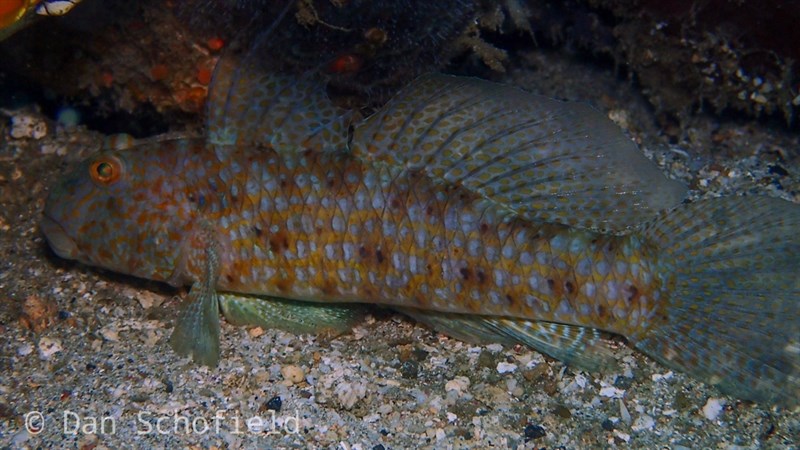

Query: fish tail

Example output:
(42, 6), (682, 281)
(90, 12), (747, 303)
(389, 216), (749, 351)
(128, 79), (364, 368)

(638, 196), (800, 406)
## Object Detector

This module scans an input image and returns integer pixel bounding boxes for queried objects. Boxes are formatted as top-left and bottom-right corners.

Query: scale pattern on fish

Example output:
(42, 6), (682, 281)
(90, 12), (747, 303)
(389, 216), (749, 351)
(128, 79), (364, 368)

(41, 56), (800, 406)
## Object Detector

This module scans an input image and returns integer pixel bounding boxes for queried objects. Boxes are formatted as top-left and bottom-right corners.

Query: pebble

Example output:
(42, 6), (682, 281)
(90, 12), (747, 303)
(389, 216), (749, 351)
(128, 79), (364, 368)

(632, 414), (655, 432)
(140, 329), (159, 347)
(619, 399), (632, 425)
(19, 295), (58, 332)
(523, 362), (549, 382)
(17, 343), (34, 356)
(674, 391), (693, 409)
(476, 351), (495, 369)
(399, 360), (419, 378)
(613, 430), (631, 443)
(38, 337), (62, 359)
(496, 361), (517, 374)
(38, 142), (67, 156)
(485, 344), (504, 353)
(444, 376), (470, 394)
(613, 375), (634, 389)
(9, 113), (47, 139)
(280, 365), (305, 385)
(265, 395), (282, 412)
(99, 326), (120, 342)
(335, 381), (367, 410)
(10, 430), (31, 447)
(572, 373), (587, 388)
(702, 398), (726, 421)
(523, 423), (545, 441)
(651, 371), (673, 382)
(552, 404), (571, 419)
(247, 327), (266, 338)
(599, 385), (625, 398)
(130, 290), (165, 309)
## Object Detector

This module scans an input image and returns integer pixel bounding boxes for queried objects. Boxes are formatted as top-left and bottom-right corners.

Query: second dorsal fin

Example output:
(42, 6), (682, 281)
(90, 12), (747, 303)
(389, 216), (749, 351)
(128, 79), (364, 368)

(351, 74), (687, 232)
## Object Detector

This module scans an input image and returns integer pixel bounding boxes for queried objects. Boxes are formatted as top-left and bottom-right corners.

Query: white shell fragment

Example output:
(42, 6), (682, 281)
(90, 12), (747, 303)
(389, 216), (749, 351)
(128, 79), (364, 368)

(702, 398), (726, 421)
(38, 337), (63, 359)
(9, 113), (47, 140)
(36, 0), (82, 16)
(496, 361), (518, 374)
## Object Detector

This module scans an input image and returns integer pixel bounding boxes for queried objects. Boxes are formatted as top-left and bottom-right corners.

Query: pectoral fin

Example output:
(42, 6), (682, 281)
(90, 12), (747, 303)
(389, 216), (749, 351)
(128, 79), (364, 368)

(170, 283), (221, 366)
(169, 233), (223, 366)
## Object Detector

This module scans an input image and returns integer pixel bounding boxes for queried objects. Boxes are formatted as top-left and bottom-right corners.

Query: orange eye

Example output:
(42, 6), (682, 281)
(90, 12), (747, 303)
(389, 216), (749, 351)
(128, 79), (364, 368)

(89, 156), (123, 185)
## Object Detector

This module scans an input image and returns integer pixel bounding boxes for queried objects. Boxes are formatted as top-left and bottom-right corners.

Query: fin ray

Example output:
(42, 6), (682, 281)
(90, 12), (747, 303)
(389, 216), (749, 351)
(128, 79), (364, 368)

(169, 231), (223, 366)
(398, 308), (617, 372)
(207, 55), (355, 152)
(169, 285), (221, 367)
(219, 293), (364, 335)
(639, 196), (800, 405)
(352, 74), (687, 231)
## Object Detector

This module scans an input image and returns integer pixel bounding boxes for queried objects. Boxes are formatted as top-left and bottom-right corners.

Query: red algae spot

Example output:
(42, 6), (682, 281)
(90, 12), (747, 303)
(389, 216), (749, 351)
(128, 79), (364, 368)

(328, 54), (362, 74)
(150, 64), (169, 81)
(18, 295), (58, 333)
(175, 86), (207, 112)
(196, 66), (212, 86)
(99, 71), (114, 89)
(207, 37), (224, 52)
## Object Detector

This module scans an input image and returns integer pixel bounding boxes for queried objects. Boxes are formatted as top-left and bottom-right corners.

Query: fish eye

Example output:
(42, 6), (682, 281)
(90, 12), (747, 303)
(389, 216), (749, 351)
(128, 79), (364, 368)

(89, 155), (123, 186)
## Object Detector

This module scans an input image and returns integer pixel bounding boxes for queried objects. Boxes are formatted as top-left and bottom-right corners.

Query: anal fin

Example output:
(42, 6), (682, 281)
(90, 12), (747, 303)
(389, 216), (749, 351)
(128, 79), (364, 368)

(398, 308), (617, 372)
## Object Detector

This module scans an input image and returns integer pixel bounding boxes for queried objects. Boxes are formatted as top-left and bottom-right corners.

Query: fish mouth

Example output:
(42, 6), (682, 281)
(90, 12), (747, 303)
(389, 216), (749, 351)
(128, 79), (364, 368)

(40, 214), (79, 260)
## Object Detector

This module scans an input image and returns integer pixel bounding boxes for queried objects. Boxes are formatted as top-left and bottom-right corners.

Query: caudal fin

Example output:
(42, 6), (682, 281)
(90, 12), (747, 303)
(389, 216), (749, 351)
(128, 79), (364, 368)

(639, 196), (800, 406)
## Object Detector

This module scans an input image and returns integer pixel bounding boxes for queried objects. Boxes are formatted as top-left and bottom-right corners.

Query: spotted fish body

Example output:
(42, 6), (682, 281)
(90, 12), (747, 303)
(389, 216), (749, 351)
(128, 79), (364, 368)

(80, 140), (662, 334)
(42, 57), (800, 406)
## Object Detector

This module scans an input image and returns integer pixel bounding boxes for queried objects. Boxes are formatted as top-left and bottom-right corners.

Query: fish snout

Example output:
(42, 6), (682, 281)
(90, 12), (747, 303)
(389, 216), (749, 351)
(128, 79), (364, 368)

(41, 214), (79, 260)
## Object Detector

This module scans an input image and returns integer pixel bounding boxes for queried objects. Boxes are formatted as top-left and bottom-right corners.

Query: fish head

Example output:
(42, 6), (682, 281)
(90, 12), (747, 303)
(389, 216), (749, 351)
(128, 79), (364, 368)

(42, 140), (199, 283)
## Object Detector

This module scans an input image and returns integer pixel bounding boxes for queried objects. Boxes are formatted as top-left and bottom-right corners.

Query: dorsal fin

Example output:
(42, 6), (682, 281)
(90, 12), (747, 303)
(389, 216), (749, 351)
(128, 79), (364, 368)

(103, 132), (199, 151)
(351, 74), (687, 232)
(206, 55), (356, 152)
